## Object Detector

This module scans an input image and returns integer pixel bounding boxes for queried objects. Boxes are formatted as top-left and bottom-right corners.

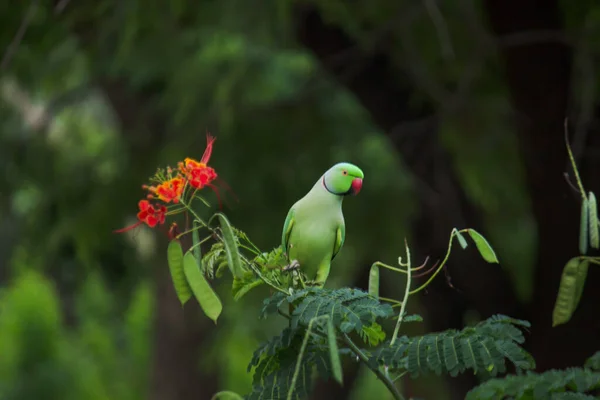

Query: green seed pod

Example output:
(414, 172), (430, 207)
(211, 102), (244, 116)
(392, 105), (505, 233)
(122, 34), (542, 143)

(184, 251), (222, 323)
(573, 259), (589, 308)
(588, 192), (599, 249)
(552, 257), (582, 327)
(580, 197), (589, 254)
(368, 264), (380, 299)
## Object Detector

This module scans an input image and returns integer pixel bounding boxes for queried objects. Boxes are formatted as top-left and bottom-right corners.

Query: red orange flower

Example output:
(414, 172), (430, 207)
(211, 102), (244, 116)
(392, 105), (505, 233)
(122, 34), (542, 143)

(114, 200), (167, 233)
(115, 132), (225, 235)
(146, 176), (185, 203)
(137, 200), (166, 227)
(179, 159), (217, 189)
(178, 133), (218, 189)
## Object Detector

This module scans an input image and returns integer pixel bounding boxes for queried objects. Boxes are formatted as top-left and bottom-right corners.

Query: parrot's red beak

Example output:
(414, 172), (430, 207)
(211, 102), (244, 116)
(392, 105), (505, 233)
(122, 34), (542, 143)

(351, 178), (363, 195)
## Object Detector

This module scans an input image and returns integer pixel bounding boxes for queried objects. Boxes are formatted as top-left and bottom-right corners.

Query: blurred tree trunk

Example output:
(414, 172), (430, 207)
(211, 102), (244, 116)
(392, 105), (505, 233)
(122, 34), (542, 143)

(151, 251), (219, 400)
(294, 5), (522, 399)
(98, 80), (219, 400)
(484, 0), (600, 370)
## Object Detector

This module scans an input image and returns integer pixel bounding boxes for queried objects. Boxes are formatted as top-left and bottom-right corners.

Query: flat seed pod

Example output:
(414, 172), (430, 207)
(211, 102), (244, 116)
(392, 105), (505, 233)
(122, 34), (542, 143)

(573, 259), (589, 307)
(368, 264), (379, 298)
(552, 258), (581, 327)
(588, 192), (599, 249)
(580, 197), (589, 254)
(167, 240), (192, 305)
(217, 213), (244, 278)
(183, 251), (222, 323)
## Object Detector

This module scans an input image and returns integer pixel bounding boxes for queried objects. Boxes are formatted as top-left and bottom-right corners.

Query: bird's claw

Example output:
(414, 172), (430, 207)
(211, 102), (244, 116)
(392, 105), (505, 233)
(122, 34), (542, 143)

(304, 280), (323, 288)
(283, 259), (300, 272)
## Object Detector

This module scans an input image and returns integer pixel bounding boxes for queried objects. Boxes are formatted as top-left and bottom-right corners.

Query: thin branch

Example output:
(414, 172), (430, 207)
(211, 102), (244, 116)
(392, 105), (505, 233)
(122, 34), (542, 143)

(1, 0), (39, 71)
(391, 239), (411, 346)
(412, 260), (440, 278)
(341, 334), (405, 400)
(423, 0), (454, 59)
(54, 0), (71, 14)
(564, 118), (586, 199)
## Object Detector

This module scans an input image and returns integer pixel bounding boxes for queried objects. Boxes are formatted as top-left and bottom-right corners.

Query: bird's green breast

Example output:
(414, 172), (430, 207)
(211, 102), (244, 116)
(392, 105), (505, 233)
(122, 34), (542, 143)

(287, 186), (344, 281)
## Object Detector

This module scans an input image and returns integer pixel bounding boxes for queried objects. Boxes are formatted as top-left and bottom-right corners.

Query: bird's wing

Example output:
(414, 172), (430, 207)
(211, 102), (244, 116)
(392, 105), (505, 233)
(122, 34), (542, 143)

(331, 224), (345, 261)
(282, 207), (295, 256)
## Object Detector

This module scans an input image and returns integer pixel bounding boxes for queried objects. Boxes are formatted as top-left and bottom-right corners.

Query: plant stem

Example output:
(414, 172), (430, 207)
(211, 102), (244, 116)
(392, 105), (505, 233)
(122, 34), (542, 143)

(278, 311), (405, 400)
(372, 260), (430, 274)
(187, 235), (213, 252)
(409, 229), (466, 295)
(175, 225), (205, 239)
(341, 334), (405, 400)
(564, 119), (586, 199)
(238, 243), (260, 256)
(372, 261), (409, 274)
(378, 296), (403, 308)
(586, 258), (600, 266)
(392, 371), (407, 383)
(391, 240), (411, 346)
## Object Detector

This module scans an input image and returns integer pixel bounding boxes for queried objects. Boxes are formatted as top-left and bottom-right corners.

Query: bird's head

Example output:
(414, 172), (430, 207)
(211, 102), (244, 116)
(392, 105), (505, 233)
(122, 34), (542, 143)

(322, 162), (364, 196)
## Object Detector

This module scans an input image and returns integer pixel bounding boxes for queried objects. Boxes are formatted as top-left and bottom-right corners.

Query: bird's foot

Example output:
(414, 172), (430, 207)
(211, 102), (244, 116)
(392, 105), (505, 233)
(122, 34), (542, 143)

(283, 259), (300, 272)
(304, 280), (324, 288)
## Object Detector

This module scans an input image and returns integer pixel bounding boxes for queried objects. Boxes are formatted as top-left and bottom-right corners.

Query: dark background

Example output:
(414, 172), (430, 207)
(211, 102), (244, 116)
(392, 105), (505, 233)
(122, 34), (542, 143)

(1, 1), (599, 399)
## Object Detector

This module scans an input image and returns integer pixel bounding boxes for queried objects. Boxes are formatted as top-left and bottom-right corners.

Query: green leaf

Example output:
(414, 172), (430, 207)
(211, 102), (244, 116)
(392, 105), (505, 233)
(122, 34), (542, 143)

(360, 322), (386, 346)
(288, 318), (318, 400)
(588, 192), (599, 250)
(183, 251), (223, 323)
(368, 264), (379, 298)
(232, 272), (264, 301)
(217, 213), (245, 278)
(327, 318), (343, 385)
(211, 391), (243, 400)
(373, 314), (534, 378)
(467, 367), (600, 399)
(167, 240), (192, 305)
(585, 351), (600, 370)
(580, 197), (589, 254)
(467, 229), (499, 263)
(202, 242), (225, 279)
(454, 229), (468, 249)
(403, 314), (424, 323)
(246, 327), (328, 400)
(288, 288), (394, 334)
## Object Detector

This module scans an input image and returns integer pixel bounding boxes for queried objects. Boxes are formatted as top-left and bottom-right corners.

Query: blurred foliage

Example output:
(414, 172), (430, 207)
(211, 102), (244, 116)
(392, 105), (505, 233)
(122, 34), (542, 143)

(0, 269), (152, 400)
(1, 0), (600, 399)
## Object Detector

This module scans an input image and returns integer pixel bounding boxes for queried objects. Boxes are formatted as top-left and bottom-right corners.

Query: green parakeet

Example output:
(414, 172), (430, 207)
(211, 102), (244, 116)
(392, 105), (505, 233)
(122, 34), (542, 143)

(281, 162), (364, 286)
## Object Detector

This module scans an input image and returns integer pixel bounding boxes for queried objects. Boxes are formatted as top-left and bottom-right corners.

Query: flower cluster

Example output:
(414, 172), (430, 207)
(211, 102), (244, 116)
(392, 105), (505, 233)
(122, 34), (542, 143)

(136, 200), (166, 228)
(114, 133), (219, 234)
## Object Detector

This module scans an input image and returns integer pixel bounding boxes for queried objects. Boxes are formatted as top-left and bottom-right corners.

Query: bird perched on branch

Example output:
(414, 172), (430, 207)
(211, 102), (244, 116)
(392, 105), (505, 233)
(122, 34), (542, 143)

(281, 162), (364, 287)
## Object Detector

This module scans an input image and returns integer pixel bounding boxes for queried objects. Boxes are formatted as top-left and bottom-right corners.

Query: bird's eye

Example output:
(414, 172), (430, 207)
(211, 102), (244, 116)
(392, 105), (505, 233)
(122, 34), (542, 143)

(342, 170), (348, 175)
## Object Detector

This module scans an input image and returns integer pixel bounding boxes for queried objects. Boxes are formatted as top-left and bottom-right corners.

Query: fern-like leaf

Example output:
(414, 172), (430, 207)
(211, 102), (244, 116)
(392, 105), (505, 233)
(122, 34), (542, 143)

(359, 322), (387, 346)
(260, 288), (394, 336)
(288, 288), (394, 335)
(260, 292), (289, 319)
(232, 271), (264, 301)
(467, 367), (600, 399)
(202, 242), (226, 279)
(372, 314), (534, 378)
(246, 328), (331, 400)
(551, 394), (598, 400)
(585, 351), (600, 371)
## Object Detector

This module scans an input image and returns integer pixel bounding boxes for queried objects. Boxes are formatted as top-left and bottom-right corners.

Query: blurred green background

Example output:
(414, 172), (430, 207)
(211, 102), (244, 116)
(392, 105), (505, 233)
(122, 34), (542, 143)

(1, 1), (599, 399)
